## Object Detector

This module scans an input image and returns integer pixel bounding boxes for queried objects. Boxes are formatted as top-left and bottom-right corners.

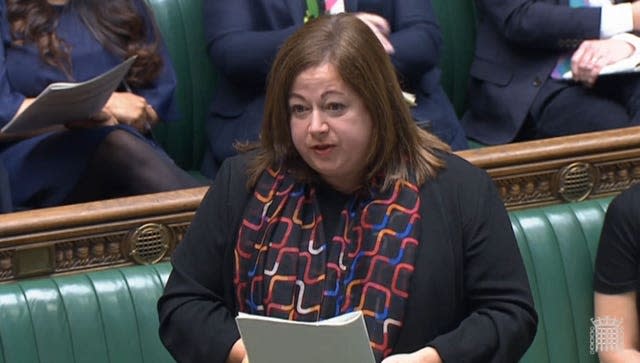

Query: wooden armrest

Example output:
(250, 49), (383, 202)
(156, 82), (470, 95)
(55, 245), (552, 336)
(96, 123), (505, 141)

(0, 186), (208, 239)
(0, 187), (208, 282)
(3, 126), (640, 282)
(458, 126), (640, 169)
(457, 126), (640, 209)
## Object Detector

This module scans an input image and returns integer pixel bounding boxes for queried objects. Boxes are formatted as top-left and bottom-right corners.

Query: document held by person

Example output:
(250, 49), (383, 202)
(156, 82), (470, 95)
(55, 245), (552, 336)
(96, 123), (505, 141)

(236, 310), (375, 363)
(1, 56), (136, 134)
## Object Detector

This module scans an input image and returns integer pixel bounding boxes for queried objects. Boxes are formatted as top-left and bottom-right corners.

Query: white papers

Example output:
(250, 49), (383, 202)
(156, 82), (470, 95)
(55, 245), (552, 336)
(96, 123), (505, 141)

(1, 56), (137, 134)
(236, 310), (375, 363)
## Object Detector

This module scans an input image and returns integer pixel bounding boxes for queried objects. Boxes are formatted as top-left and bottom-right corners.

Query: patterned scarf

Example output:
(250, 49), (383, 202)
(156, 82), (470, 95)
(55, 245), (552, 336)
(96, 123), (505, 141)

(234, 167), (422, 361)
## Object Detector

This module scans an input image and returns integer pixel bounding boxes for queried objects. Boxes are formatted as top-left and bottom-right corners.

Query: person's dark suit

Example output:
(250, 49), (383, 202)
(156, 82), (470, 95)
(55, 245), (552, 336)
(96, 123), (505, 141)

(0, 162), (11, 213)
(201, 0), (467, 178)
(463, 0), (640, 144)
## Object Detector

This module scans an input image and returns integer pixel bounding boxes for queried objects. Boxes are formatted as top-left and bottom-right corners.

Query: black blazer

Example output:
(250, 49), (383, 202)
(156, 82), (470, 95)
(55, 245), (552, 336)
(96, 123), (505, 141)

(462, 0), (610, 144)
(159, 152), (537, 363)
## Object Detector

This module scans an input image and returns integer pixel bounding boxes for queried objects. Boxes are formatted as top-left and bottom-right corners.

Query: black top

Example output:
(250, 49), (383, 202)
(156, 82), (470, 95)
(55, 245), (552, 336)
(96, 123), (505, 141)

(594, 184), (640, 294)
(158, 151), (537, 363)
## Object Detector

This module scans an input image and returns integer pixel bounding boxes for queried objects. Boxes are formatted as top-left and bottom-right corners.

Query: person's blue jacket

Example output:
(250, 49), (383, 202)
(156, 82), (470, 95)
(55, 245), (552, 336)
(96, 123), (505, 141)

(462, 0), (613, 144)
(0, 163), (10, 213)
(202, 0), (467, 178)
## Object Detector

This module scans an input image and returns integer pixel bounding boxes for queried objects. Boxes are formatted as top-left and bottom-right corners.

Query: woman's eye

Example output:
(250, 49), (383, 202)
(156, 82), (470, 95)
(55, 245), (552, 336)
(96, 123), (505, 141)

(289, 104), (309, 117)
(326, 102), (345, 113)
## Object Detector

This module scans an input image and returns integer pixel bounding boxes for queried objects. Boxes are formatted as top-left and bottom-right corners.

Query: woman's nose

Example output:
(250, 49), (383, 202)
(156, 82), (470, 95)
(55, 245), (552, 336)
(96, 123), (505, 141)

(308, 109), (329, 135)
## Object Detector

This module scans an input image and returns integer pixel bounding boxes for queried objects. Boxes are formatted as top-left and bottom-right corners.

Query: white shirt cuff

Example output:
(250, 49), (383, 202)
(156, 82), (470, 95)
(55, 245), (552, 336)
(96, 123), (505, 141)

(612, 32), (640, 57)
(601, 3), (634, 38)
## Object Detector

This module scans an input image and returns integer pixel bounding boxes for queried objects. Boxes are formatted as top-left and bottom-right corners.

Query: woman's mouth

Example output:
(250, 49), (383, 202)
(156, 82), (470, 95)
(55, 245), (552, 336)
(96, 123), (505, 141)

(311, 144), (334, 156)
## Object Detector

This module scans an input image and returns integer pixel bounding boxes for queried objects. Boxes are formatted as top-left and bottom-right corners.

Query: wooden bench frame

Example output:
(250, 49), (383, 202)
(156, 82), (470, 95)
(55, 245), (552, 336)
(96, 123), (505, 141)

(1, 126), (640, 283)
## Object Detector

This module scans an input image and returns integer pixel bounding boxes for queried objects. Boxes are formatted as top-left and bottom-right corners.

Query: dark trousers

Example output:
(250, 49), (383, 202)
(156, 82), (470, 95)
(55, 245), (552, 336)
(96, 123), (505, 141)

(518, 73), (640, 140)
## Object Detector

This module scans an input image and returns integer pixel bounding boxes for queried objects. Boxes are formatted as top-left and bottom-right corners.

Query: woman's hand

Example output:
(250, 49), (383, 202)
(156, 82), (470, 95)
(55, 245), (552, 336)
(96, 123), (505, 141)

(571, 38), (634, 87)
(15, 98), (35, 116)
(381, 347), (442, 363)
(65, 111), (118, 129)
(226, 339), (249, 363)
(598, 348), (640, 363)
(594, 291), (640, 363)
(632, 1), (640, 31)
(103, 92), (157, 133)
(354, 12), (394, 54)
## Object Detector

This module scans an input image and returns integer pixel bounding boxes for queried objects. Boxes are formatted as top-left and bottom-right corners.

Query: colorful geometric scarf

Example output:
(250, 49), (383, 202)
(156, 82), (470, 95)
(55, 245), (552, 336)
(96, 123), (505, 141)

(234, 167), (422, 361)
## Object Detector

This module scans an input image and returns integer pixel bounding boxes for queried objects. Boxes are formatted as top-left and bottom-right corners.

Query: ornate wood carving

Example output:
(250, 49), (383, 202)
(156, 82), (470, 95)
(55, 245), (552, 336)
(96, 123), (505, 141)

(0, 250), (13, 280)
(0, 187), (205, 282)
(2, 126), (640, 281)
(457, 126), (640, 209)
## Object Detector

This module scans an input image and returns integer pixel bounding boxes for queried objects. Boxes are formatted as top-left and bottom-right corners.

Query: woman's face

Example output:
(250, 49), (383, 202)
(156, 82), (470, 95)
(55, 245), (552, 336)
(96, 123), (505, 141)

(289, 63), (373, 193)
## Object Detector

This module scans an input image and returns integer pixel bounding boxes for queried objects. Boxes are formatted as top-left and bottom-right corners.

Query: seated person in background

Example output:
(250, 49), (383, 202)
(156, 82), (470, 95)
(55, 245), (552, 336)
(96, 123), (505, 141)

(594, 183), (640, 362)
(201, 0), (468, 179)
(159, 14), (537, 363)
(463, 0), (640, 145)
(0, 163), (10, 213)
(0, 0), (202, 210)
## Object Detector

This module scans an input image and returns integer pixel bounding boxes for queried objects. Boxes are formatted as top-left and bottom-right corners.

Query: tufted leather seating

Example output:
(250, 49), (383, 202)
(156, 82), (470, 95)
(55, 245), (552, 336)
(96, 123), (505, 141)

(0, 197), (615, 362)
(431, 0), (476, 119)
(146, 0), (216, 172)
(0, 264), (174, 363)
(515, 198), (610, 363)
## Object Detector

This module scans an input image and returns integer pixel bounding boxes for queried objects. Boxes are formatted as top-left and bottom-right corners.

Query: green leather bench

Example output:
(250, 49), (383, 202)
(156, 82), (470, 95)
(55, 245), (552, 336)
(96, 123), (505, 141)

(0, 197), (613, 363)
(0, 264), (174, 363)
(432, 0), (476, 119)
(514, 198), (610, 363)
(147, 0), (215, 172)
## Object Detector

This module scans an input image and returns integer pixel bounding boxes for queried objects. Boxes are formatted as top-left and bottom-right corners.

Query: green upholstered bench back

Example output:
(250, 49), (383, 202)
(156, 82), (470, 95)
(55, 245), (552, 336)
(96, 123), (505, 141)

(0, 263), (173, 363)
(0, 197), (616, 363)
(432, 0), (476, 118)
(512, 198), (612, 363)
(147, 0), (216, 171)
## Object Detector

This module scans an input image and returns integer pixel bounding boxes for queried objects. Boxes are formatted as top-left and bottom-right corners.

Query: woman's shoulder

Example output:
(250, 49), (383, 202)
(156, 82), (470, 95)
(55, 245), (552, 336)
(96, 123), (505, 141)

(198, 152), (255, 219)
(434, 151), (490, 186)
(214, 151), (254, 188)
(615, 183), (640, 203)
(418, 151), (496, 206)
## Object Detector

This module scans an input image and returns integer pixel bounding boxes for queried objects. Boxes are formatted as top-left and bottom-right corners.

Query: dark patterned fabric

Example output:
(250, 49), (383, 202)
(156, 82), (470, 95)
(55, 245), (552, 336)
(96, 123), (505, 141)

(234, 167), (422, 360)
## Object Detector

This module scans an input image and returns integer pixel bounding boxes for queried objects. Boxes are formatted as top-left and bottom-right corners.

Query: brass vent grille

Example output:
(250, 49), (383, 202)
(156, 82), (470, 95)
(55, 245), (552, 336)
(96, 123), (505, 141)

(557, 162), (598, 202)
(124, 223), (173, 265)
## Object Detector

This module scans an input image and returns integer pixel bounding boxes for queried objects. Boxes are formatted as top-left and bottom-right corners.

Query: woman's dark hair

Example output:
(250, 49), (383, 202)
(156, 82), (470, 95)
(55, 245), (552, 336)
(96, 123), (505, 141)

(7, 0), (162, 86)
(244, 13), (449, 190)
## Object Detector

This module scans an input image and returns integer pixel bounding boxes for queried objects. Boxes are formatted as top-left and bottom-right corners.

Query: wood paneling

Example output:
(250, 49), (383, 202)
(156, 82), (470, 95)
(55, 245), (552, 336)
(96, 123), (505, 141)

(2, 126), (640, 282)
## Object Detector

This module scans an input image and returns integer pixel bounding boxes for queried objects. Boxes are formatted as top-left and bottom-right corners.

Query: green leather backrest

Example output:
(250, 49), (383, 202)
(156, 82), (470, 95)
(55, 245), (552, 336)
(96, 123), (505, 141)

(146, 0), (216, 171)
(511, 198), (612, 363)
(431, 0), (476, 118)
(0, 198), (616, 362)
(0, 263), (173, 363)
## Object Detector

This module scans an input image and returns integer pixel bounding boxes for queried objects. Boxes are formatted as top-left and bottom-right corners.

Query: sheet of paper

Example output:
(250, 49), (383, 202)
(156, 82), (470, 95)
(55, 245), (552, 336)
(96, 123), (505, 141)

(236, 310), (375, 363)
(1, 56), (137, 134)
